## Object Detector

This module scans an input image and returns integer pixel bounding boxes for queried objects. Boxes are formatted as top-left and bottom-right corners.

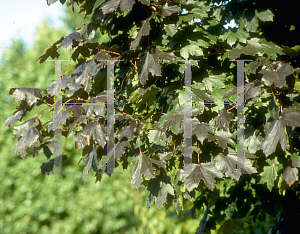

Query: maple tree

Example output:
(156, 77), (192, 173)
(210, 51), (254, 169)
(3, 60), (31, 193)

(5, 0), (300, 233)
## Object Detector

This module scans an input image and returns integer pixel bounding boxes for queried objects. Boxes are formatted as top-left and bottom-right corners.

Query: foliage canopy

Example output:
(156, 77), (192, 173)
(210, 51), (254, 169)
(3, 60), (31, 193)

(5, 0), (300, 233)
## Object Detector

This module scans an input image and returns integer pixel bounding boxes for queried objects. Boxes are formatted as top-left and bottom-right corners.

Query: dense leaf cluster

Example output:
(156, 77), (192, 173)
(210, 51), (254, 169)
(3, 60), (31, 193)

(5, 0), (300, 233)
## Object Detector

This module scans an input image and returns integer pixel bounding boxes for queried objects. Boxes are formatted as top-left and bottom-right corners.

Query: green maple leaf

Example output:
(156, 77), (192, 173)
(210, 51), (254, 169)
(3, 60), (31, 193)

(259, 159), (283, 191)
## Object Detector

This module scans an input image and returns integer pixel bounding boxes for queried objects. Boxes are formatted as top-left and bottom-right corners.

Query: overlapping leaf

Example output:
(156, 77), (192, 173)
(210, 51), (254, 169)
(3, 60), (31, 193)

(131, 155), (167, 189)
(207, 130), (235, 149)
(259, 63), (294, 88)
(219, 28), (250, 46)
(118, 120), (136, 140)
(130, 13), (157, 51)
(178, 118), (214, 144)
(102, 0), (136, 15)
(193, 88), (214, 103)
(202, 73), (226, 91)
(14, 117), (42, 159)
(100, 141), (131, 174)
(40, 155), (68, 175)
(180, 44), (203, 60)
(48, 105), (85, 132)
(214, 151), (257, 181)
(261, 108), (300, 157)
(74, 120), (106, 149)
(58, 32), (83, 51)
(214, 108), (234, 131)
(148, 129), (166, 146)
(138, 49), (175, 85)
(281, 107), (300, 127)
(244, 130), (263, 154)
(222, 82), (262, 101)
(146, 175), (175, 209)
(4, 109), (26, 127)
(9, 88), (43, 107)
(83, 147), (99, 183)
(261, 119), (288, 157)
(180, 163), (223, 191)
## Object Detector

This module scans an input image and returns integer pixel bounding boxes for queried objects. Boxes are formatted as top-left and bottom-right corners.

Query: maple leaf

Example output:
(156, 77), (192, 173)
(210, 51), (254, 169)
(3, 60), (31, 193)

(84, 103), (106, 119)
(84, 91), (110, 118)
(4, 109), (26, 127)
(246, 57), (270, 74)
(281, 107), (300, 127)
(146, 175), (175, 209)
(114, 141), (131, 160)
(48, 52), (111, 97)
(222, 82), (262, 102)
(130, 13), (157, 51)
(218, 219), (245, 234)
(118, 120), (136, 141)
(156, 106), (201, 134)
(139, 51), (160, 85)
(58, 32), (83, 51)
(13, 117), (42, 159)
(9, 88), (43, 107)
(178, 118), (214, 144)
(181, 163), (223, 191)
(48, 105), (85, 132)
(214, 151), (257, 181)
(160, 4), (182, 16)
(137, 48), (173, 85)
(100, 141), (131, 174)
(154, 49), (175, 62)
(131, 155), (167, 189)
(214, 108), (234, 131)
(83, 147), (99, 183)
(244, 130), (264, 154)
(148, 129), (167, 146)
(291, 154), (300, 167)
(259, 63), (294, 88)
(36, 37), (64, 64)
(74, 120), (106, 149)
(39, 140), (60, 159)
(158, 150), (173, 160)
(259, 159), (283, 191)
(202, 73), (226, 91)
(261, 119), (288, 157)
(102, 0), (136, 15)
(193, 88), (214, 102)
(207, 130), (235, 149)
(40, 155), (68, 175)
(281, 166), (298, 187)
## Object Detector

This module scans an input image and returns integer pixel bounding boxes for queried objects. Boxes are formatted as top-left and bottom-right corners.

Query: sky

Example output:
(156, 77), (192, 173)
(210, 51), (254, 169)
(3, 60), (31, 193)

(0, 0), (65, 56)
(0, 0), (237, 57)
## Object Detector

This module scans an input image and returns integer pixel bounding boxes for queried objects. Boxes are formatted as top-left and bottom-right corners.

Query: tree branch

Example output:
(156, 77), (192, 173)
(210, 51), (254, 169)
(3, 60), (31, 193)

(195, 196), (210, 234)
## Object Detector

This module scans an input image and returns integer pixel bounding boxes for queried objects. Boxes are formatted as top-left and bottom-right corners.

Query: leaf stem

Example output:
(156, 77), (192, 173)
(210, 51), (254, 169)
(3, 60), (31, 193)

(138, 138), (142, 155)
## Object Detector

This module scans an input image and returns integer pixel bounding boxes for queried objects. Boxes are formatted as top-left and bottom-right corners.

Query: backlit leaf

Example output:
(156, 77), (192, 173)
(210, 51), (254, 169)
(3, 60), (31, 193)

(261, 119), (288, 157)
(131, 155), (167, 189)
(183, 163), (223, 191)
(282, 166), (298, 186)
(9, 88), (42, 107)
